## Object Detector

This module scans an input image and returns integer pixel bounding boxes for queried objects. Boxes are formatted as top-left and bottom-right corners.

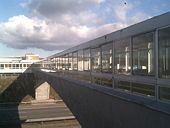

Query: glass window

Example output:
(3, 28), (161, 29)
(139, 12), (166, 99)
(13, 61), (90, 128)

(102, 43), (112, 73)
(61, 55), (67, 70)
(73, 52), (78, 70)
(27, 64), (31, 67)
(78, 50), (83, 71)
(68, 53), (73, 70)
(65, 54), (69, 70)
(91, 47), (101, 72)
(101, 78), (112, 88)
(132, 82), (155, 97)
(132, 32), (154, 76)
(0, 64), (4, 69)
(51, 58), (56, 69)
(92, 76), (101, 85)
(46, 58), (50, 69)
(59, 57), (62, 70)
(55, 58), (59, 69)
(16, 64), (19, 69)
(8, 64), (12, 69)
(84, 49), (91, 71)
(115, 38), (131, 74)
(5, 64), (9, 69)
(61, 56), (65, 70)
(158, 27), (170, 78)
(20, 64), (22, 69)
(79, 75), (91, 83)
(23, 64), (27, 68)
(114, 80), (131, 91)
(56, 58), (59, 69)
(12, 64), (15, 69)
(159, 86), (170, 101)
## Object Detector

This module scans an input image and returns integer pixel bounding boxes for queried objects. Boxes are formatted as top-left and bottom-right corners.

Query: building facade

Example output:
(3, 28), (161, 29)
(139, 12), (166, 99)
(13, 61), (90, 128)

(0, 54), (40, 73)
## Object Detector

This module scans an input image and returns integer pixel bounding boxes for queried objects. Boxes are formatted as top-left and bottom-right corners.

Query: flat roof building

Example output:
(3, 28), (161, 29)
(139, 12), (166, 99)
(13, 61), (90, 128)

(0, 54), (40, 73)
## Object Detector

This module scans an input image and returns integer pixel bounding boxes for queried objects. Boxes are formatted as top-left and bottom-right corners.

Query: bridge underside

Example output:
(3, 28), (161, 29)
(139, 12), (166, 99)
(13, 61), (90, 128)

(33, 69), (170, 128)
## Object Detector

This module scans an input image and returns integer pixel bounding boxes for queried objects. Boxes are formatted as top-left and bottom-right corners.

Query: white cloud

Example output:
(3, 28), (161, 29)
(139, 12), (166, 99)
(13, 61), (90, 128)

(0, 0), (150, 51)
(114, 2), (133, 21)
(0, 15), (127, 50)
(21, 0), (105, 25)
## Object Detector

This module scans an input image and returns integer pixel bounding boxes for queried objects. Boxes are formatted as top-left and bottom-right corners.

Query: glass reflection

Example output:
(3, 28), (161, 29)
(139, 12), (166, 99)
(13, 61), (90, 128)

(73, 52), (78, 70)
(91, 47), (101, 72)
(84, 49), (91, 71)
(159, 27), (170, 78)
(102, 43), (112, 73)
(114, 38), (131, 74)
(132, 32), (154, 76)
(78, 50), (83, 71)
(68, 53), (73, 70)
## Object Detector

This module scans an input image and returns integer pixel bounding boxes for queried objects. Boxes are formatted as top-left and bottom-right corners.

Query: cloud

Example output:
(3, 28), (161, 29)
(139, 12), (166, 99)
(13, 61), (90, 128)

(21, 0), (105, 25)
(104, 0), (150, 24)
(0, 0), (150, 51)
(113, 2), (133, 21)
(0, 15), (127, 50)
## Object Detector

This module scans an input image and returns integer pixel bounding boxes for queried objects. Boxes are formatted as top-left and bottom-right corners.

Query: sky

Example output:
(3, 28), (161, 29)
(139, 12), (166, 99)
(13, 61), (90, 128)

(0, 0), (170, 58)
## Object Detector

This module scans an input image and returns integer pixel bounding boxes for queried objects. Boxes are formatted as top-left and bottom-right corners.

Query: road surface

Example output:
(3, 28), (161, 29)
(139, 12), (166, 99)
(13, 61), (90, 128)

(0, 103), (75, 124)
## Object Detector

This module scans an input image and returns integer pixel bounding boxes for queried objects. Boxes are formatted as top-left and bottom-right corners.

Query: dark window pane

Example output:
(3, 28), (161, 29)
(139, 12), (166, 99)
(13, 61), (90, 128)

(114, 80), (131, 91)
(16, 64), (19, 69)
(12, 64), (15, 69)
(101, 78), (112, 88)
(78, 74), (91, 83)
(92, 76), (101, 85)
(0, 64), (4, 69)
(159, 87), (170, 101)
(158, 27), (170, 78)
(115, 38), (131, 74)
(132, 32), (154, 76)
(102, 43), (112, 73)
(132, 82), (155, 97)
(24, 64), (26, 68)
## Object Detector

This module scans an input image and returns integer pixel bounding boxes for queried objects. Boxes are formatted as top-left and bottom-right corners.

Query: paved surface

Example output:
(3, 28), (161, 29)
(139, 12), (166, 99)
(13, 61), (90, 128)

(0, 103), (75, 124)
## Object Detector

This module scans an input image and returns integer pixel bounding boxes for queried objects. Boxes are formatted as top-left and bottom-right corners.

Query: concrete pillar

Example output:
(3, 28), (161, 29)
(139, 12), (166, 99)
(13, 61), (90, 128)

(35, 82), (50, 101)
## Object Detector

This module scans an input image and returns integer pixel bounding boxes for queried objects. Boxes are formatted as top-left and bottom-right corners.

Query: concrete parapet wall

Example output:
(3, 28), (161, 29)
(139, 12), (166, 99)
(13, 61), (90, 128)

(33, 70), (170, 128)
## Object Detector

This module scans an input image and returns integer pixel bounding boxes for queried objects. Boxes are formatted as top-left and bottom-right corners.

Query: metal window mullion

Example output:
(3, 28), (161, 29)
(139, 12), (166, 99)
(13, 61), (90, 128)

(130, 37), (133, 92)
(100, 47), (102, 84)
(55, 57), (57, 70)
(155, 29), (159, 101)
(100, 47), (102, 73)
(83, 50), (84, 71)
(112, 41), (115, 88)
(90, 48), (92, 83)
(76, 52), (78, 70)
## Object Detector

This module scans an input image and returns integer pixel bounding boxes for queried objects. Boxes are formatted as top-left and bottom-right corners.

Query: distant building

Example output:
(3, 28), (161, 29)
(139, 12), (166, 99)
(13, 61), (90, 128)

(25, 53), (40, 60)
(0, 54), (40, 73)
